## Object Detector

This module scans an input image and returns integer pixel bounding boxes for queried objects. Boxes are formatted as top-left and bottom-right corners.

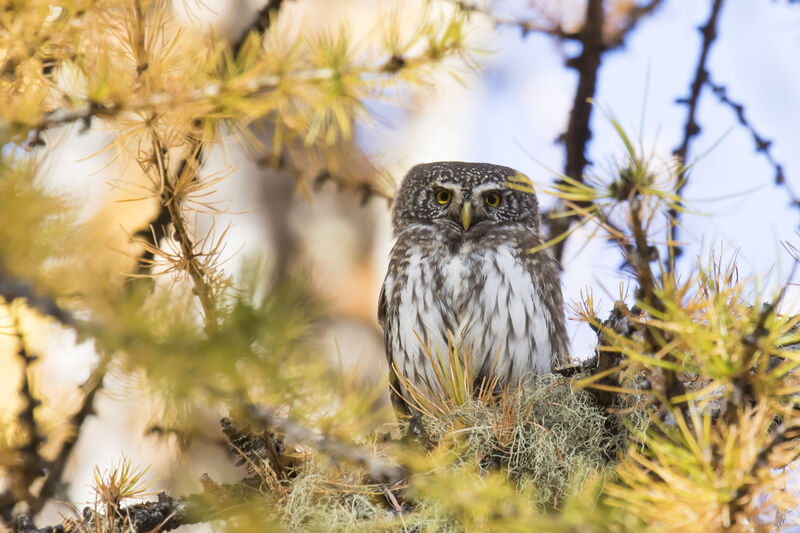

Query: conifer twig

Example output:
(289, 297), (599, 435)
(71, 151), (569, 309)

(28, 70), (331, 137)
(136, 0), (290, 283)
(152, 137), (219, 329)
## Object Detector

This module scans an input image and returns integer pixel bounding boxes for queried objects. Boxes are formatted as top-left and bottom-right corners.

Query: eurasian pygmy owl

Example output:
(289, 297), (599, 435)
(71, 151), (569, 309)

(378, 161), (568, 416)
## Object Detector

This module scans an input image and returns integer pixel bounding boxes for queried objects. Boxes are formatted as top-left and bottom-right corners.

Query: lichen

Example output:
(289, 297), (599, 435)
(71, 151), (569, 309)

(271, 373), (640, 531)
(417, 373), (631, 509)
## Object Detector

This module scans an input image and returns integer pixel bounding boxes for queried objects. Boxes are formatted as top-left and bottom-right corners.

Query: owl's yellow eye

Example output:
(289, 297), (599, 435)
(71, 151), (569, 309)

(435, 189), (452, 204)
(484, 192), (501, 207)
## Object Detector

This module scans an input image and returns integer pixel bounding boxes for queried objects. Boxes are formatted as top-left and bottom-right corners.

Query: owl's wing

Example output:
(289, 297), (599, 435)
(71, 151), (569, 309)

(519, 240), (570, 368)
(378, 279), (412, 418)
(377, 281), (387, 329)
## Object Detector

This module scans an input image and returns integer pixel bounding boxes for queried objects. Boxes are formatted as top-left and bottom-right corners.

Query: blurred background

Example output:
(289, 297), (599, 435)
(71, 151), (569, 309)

(2, 0), (799, 528)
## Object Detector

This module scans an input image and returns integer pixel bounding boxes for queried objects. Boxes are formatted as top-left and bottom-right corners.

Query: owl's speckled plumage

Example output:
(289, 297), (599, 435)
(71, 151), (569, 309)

(379, 161), (568, 414)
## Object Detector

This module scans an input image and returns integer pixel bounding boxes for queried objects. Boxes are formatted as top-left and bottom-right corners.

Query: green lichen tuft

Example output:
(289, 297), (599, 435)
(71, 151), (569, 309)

(419, 373), (631, 509)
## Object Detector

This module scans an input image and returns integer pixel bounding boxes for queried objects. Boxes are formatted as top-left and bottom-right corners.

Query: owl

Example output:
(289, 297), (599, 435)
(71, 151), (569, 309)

(378, 161), (568, 417)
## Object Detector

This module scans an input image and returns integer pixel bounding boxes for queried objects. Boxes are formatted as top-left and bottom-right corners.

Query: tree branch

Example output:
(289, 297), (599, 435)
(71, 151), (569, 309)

(606, 0), (666, 50)
(454, 1), (579, 40)
(231, 0), (287, 56)
(2, 355), (110, 528)
(546, 0), (605, 264)
(11, 405), (405, 532)
(667, 0), (725, 273)
(705, 76), (797, 209)
(134, 0), (290, 285)
(0, 316), (109, 528)
(28, 354), (110, 521)
(539, 0), (664, 264)
(13, 491), (209, 533)
(0, 267), (78, 328)
(151, 136), (220, 329)
(0, 329), (46, 525)
(242, 402), (405, 484)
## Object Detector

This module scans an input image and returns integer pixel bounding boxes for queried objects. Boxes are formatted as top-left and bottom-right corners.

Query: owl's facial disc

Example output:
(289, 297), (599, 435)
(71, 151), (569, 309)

(432, 182), (504, 232)
(392, 162), (542, 238)
(426, 177), (528, 233)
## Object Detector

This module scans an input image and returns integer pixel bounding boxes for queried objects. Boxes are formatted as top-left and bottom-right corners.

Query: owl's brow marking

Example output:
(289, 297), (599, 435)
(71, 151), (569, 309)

(433, 181), (462, 191)
(472, 182), (505, 195)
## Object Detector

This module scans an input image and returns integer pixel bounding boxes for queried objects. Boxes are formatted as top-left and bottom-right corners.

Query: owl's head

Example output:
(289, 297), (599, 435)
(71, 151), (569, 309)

(391, 161), (541, 237)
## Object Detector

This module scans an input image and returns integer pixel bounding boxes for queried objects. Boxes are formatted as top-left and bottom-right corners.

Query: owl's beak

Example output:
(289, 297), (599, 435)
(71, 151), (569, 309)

(461, 201), (472, 231)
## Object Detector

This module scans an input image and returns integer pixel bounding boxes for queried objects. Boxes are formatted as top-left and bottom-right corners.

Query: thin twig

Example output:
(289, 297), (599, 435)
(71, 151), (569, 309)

(29, 353), (111, 521)
(151, 136), (219, 328)
(667, 0), (725, 273)
(0, 338), (109, 528)
(705, 76), (797, 208)
(27, 69), (331, 138)
(605, 0), (666, 50)
(454, 1), (579, 40)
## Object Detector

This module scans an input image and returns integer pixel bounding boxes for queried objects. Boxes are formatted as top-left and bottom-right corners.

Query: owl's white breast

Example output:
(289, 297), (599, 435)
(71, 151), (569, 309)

(388, 241), (553, 394)
(443, 253), (468, 307)
(472, 244), (552, 379)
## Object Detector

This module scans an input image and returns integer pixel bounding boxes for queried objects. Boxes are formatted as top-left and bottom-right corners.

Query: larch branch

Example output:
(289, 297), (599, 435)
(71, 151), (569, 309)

(243, 403), (406, 484)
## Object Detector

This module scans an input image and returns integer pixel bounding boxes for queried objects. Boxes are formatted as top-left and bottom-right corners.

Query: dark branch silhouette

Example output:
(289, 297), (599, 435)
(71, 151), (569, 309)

(706, 76), (797, 209)
(231, 0), (287, 56)
(0, 311), (108, 528)
(546, 0), (605, 264)
(0, 330), (46, 525)
(0, 267), (77, 328)
(544, 0), (664, 263)
(11, 413), (405, 532)
(667, 0), (725, 272)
